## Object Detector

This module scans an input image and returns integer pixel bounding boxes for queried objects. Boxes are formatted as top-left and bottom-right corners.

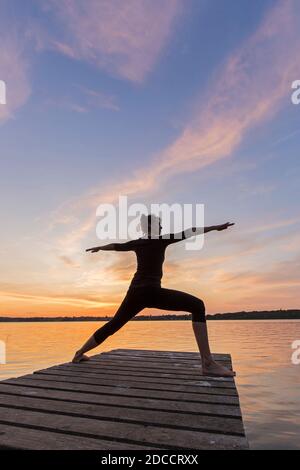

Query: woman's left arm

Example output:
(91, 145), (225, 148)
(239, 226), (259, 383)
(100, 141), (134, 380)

(163, 222), (235, 244)
(204, 222), (235, 233)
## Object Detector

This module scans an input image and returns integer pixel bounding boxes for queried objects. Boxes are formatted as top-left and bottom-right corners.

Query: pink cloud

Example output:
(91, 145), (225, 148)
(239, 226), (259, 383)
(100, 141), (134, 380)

(156, 0), (300, 176)
(45, 0), (183, 82)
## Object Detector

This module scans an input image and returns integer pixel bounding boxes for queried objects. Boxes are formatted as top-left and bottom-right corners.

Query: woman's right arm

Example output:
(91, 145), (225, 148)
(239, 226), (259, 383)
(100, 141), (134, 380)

(86, 240), (137, 253)
(86, 243), (117, 253)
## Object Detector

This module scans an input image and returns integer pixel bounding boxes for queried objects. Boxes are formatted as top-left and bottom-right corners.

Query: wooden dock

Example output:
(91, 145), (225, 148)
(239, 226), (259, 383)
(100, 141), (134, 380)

(0, 348), (248, 450)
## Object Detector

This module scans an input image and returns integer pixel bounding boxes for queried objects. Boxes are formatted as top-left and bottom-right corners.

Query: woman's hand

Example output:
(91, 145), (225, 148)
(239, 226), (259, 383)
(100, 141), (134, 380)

(216, 222), (235, 231)
(86, 247), (101, 253)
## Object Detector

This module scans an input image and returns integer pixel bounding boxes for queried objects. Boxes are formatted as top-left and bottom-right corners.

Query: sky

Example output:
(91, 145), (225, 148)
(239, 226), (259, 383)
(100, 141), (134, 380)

(0, 0), (300, 317)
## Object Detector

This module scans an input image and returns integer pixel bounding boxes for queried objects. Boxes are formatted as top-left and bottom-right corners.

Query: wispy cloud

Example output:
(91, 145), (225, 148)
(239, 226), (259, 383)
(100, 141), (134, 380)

(52, 0), (300, 251)
(212, 254), (300, 309)
(0, 290), (115, 309)
(45, 0), (183, 82)
(45, 85), (120, 113)
(59, 255), (80, 267)
(80, 86), (120, 111)
(1, 0), (182, 123)
(245, 217), (300, 235)
(45, 97), (88, 113)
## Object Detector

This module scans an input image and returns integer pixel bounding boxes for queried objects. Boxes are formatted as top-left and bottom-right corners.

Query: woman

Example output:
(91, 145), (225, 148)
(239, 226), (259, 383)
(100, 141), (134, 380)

(72, 214), (235, 377)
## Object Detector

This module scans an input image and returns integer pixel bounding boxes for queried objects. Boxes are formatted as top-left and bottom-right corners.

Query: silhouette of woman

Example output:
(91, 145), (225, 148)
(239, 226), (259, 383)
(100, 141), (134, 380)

(72, 214), (235, 377)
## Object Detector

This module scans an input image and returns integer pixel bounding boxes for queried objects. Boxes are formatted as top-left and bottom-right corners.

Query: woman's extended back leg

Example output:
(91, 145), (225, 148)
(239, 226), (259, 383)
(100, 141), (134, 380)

(93, 293), (144, 344)
(72, 291), (144, 362)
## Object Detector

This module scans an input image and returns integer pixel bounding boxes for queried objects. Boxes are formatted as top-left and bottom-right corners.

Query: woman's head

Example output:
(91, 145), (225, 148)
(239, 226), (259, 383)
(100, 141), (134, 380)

(140, 214), (162, 237)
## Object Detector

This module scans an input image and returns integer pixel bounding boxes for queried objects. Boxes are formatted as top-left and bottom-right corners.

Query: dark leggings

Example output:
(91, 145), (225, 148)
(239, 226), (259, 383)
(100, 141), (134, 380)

(93, 286), (206, 344)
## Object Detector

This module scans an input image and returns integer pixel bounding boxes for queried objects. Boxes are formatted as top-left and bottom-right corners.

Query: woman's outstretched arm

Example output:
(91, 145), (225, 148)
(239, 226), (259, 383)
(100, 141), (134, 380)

(204, 222), (235, 233)
(164, 222), (235, 244)
(86, 240), (137, 253)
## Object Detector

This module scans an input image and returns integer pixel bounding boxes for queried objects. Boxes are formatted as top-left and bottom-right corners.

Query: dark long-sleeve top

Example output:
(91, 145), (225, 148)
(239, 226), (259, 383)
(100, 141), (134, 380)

(114, 228), (201, 289)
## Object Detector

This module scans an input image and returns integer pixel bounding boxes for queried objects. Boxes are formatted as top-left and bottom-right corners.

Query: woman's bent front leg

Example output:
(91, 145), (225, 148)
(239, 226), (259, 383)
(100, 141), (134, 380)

(148, 288), (235, 377)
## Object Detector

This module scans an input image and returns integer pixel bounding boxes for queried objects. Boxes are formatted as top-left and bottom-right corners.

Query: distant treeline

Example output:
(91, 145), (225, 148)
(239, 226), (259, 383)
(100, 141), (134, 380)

(207, 310), (300, 320)
(0, 310), (300, 322)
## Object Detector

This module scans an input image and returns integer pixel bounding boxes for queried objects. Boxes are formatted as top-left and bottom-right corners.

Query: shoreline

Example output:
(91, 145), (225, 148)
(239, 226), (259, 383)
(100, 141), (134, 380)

(1, 310), (300, 322)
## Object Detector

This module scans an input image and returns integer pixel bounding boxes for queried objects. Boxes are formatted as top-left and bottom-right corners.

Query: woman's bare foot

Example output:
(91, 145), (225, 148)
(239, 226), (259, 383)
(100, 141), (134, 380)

(72, 351), (90, 363)
(202, 359), (236, 377)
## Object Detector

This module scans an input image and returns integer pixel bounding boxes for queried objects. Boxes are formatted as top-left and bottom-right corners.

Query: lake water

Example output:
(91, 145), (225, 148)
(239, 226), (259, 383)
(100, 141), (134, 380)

(0, 319), (299, 450)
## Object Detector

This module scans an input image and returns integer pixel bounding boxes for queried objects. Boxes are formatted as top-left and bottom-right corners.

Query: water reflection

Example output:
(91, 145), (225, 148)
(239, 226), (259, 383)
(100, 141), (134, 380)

(0, 319), (299, 449)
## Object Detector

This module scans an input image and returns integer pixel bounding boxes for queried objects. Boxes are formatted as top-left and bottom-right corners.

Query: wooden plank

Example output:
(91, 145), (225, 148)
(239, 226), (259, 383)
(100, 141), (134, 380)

(86, 356), (234, 373)
(41, 363), (235, 389)
(102, 359), (233, 369)
(58, 360), (234, 378)
(94, 351), (232, 364)
(0, 382), (238, 412)
(0, 393), (245, 436)
(112, 349), (231, 360)
(39, 364), (235, 387)
(30, 371), (239, 399)
(0, 378), (238, 406)
(1, 375), (238, 405)
(40, 362), (234, 382)
(34, 365), (235, 388)
(0, 423), (159, 450)
(0, 380), (241, 417)
(98, 353), (232, 367)
(27, 374), (237, 408)
(0, 406), (247, 450)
